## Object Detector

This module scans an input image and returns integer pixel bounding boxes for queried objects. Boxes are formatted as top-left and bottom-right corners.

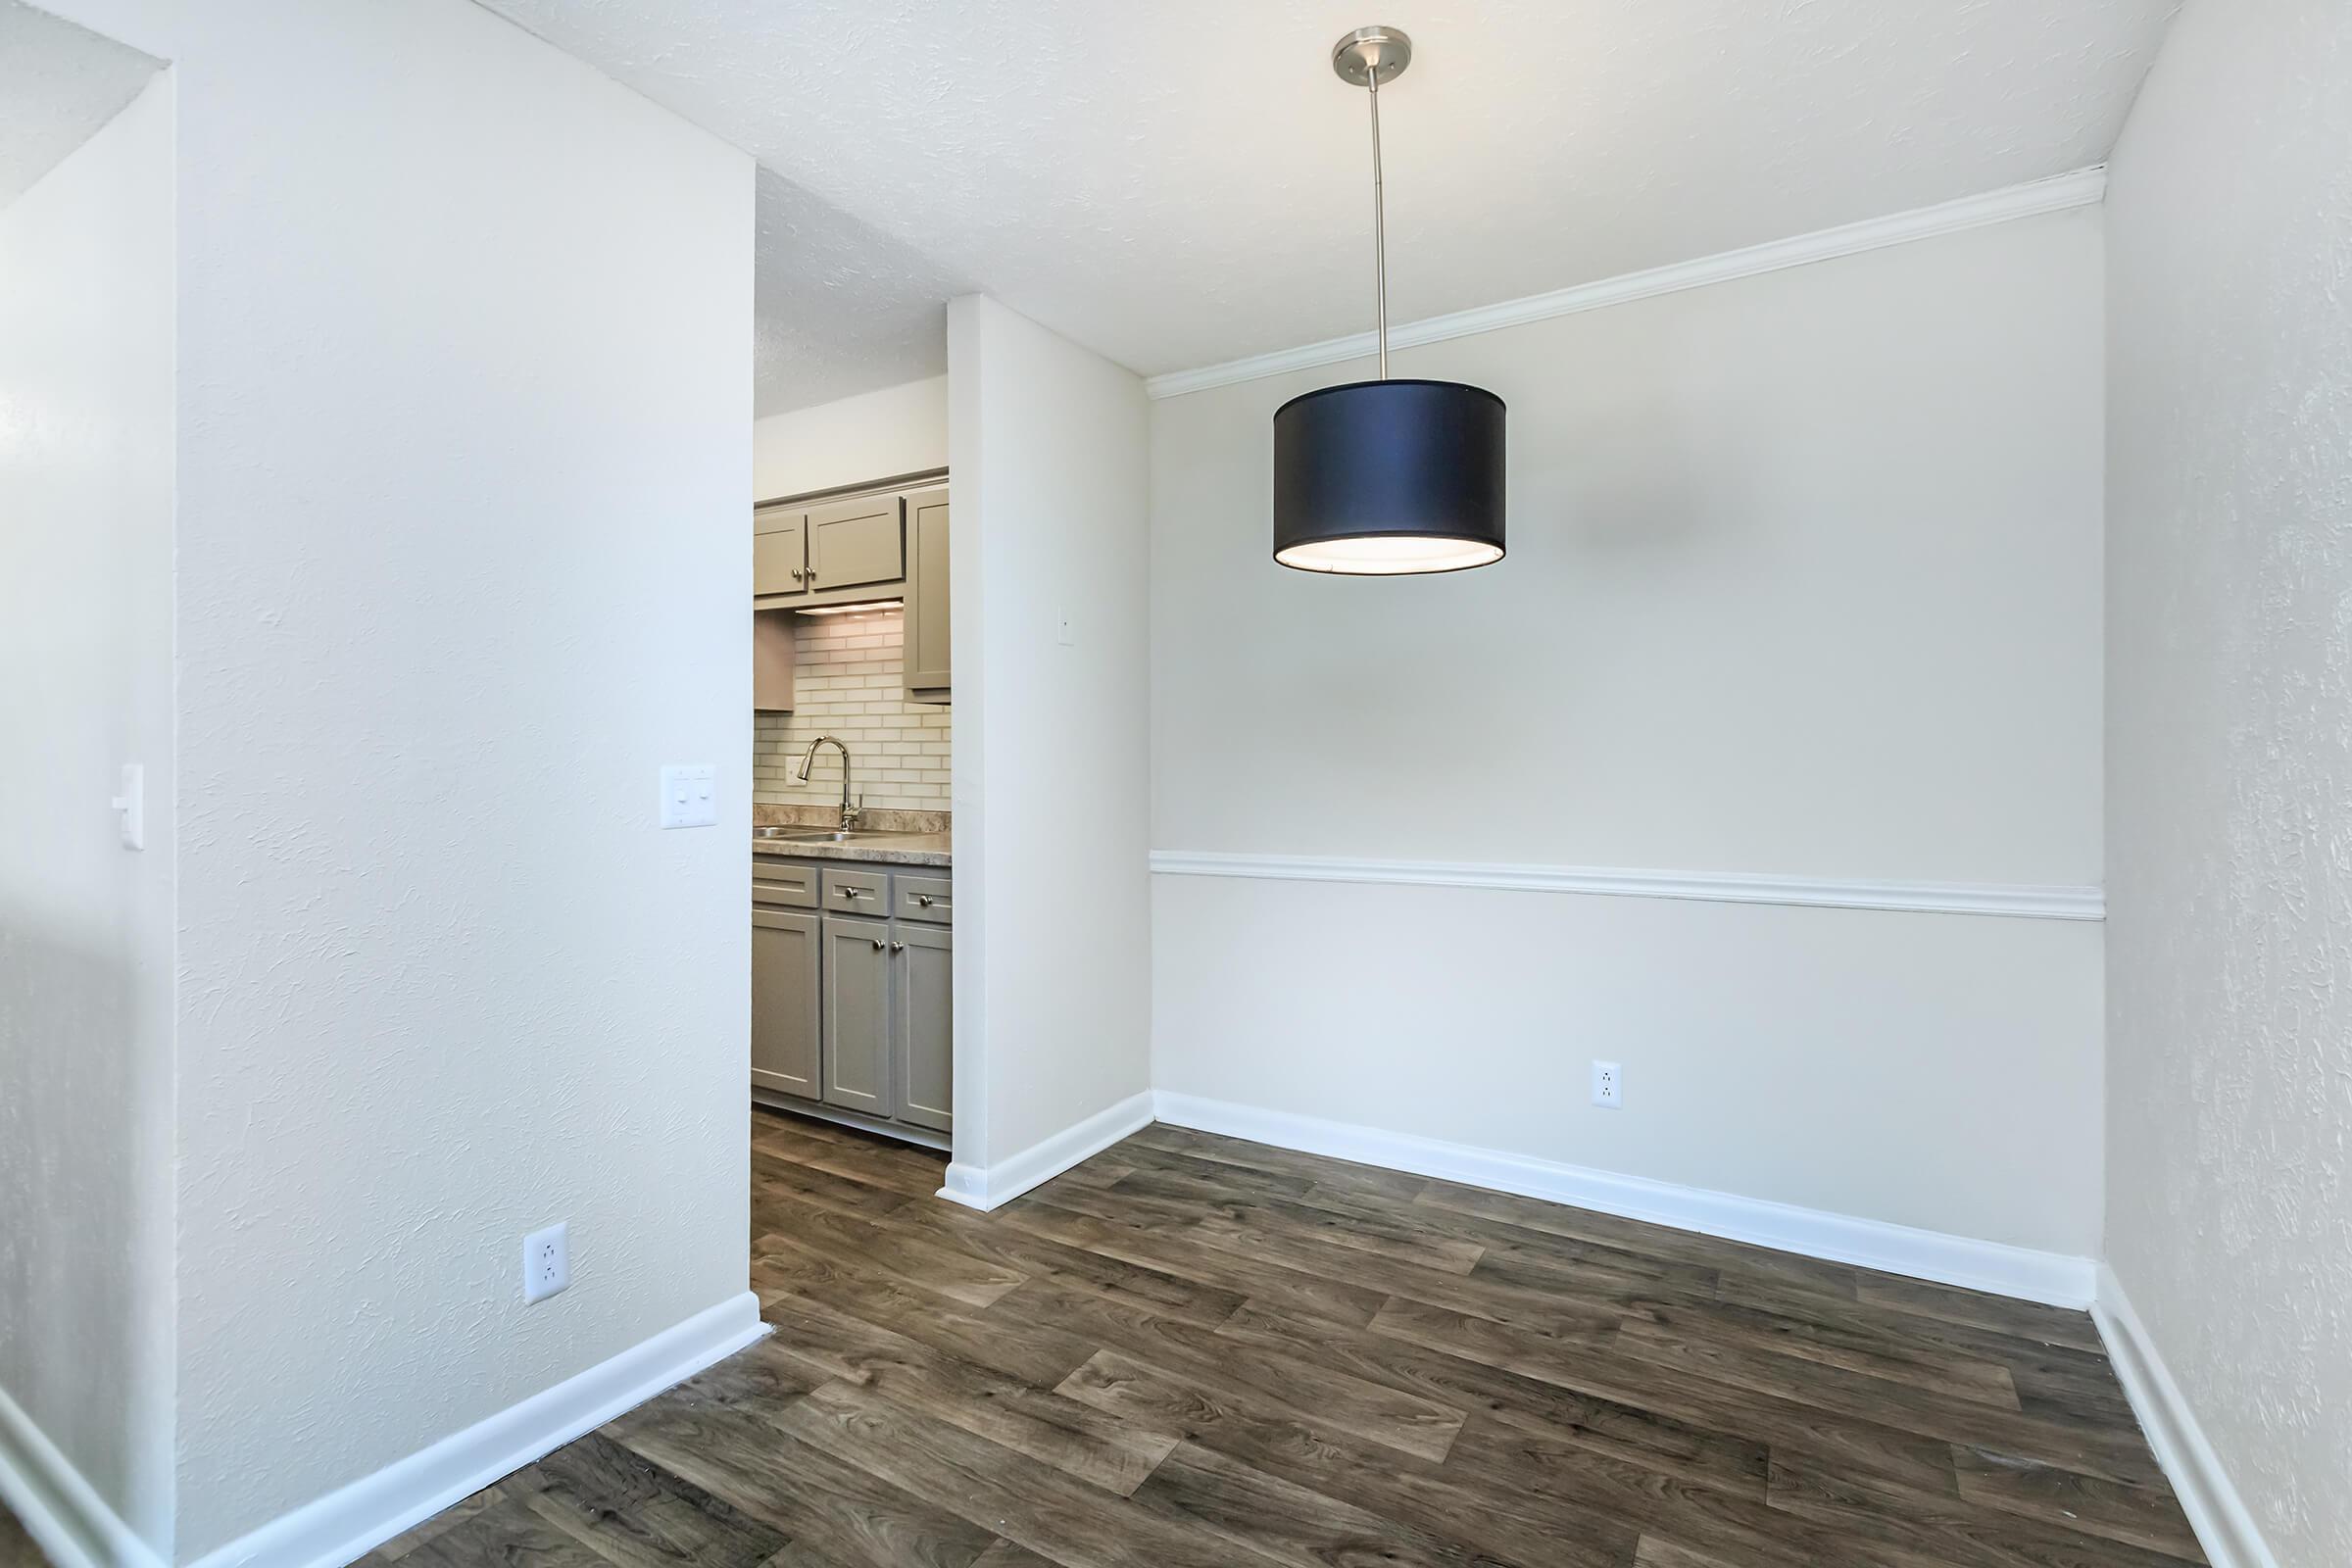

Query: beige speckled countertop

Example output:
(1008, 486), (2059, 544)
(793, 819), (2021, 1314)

(751, 828), (951, 867)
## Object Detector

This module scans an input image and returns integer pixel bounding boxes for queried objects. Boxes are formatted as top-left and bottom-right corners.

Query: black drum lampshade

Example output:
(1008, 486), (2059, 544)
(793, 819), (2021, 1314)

(1273, 378), (1505, 574)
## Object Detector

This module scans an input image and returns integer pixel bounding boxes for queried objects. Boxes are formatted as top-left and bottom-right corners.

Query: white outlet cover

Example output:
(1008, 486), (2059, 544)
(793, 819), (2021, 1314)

(522, 1220), (569, 1303)
(660, 763), (716, 829)
(1592, 1060), (1624, 1108)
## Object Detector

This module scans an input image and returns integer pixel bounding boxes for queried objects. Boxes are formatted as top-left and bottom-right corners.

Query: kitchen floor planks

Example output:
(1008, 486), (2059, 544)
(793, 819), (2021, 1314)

(0, 1503), (38, 1568)
(374, 1109), (2202, 1568)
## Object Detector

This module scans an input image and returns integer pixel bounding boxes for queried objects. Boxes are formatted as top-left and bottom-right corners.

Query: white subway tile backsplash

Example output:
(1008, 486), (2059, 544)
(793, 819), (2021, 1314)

(753, 606), (951, 811)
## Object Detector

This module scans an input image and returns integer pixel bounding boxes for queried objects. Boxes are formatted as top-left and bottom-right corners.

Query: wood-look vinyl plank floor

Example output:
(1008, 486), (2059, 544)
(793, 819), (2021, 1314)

(384, 1108), (2202, 1568)
(0, 1502), (43, 1568)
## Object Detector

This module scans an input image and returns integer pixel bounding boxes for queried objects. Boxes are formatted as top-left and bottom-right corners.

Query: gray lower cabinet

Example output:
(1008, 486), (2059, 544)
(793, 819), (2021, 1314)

(755, 853), (951, 1141)
(892, 922), (954, 1131)
(749, 908), (819, 1099)
(821, 914), (894, 1115)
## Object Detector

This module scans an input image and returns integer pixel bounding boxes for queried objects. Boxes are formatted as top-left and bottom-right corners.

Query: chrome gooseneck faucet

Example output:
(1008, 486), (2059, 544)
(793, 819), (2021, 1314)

(794, 734), (862, 830)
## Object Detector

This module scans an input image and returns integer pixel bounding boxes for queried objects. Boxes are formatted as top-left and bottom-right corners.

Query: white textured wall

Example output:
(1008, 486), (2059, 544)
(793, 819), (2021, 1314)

(38, 0), (756, 1556)
(1152, 212), (2108, 1254)
(0, 73), (174, 1556)
(2104, 1), (2352, 1561)
(949, 297), (1152, 1171)
(753, 373), (947, 500)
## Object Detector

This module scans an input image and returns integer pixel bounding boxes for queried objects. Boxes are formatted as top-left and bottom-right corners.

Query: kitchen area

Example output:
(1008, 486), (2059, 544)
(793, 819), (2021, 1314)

(749, 462), (955, 1151)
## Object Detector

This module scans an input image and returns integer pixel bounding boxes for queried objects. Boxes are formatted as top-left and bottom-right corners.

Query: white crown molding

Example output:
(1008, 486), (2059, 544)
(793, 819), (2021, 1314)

(940, 1089), (1155, 1212)
(1145, 167), (2109, 400)
(2092, 1265), (2283, 1568)
(1154, 1091), (2096, 1306)
(184, 1293), (764, 1568)
(1150, 850), (2104, 922)
(0, 1383), (166, 1568)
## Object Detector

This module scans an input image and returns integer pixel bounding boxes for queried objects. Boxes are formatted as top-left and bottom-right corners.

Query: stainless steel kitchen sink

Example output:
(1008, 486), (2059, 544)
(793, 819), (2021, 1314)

(757, 826), (896, 844)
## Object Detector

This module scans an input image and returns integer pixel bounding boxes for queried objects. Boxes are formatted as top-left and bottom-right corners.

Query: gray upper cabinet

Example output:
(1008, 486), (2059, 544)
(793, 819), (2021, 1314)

(807, 494), (904, 593)
(753, 480), (947, 703)
(750, 908), (819, 1100)
(821, 914), (894, 1116)
(753, 505), (808, 599)
(903, 486), (951, 701)
(892, 921), (953, 1132)
(753, 609), (795, 712)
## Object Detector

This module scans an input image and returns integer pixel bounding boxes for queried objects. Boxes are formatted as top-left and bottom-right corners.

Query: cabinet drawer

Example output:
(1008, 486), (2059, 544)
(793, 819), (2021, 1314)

(752, 857), (817, 908)
(820, 866), (888, 911)
(894, 874), (953, 925)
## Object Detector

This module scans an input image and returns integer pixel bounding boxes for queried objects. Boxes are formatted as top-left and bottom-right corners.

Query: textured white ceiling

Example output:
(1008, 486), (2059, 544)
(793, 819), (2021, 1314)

(481, 0), (2179, 413)
(0, 1), (163, 212)
(754, 168), (960, 416)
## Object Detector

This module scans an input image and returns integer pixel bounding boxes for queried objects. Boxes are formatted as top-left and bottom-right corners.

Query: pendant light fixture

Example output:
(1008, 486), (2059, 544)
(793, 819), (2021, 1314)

(1273, 25), (1505, 576)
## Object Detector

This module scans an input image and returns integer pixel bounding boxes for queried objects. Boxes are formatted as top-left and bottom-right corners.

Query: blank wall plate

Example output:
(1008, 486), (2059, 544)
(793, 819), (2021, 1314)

(522, 1221), (569, 1303)
(1592, 1060), (1624, 1109)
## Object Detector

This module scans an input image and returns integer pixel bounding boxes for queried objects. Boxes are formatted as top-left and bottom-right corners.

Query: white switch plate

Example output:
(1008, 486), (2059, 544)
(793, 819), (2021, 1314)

(660, 763), (716, 829)
(522, 1221), (569, 1304)
(112, 763), (145, 851)
(1592, 1059), (1624, 1108)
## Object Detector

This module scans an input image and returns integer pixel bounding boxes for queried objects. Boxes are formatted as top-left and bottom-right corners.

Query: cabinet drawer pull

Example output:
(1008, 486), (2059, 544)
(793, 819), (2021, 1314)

(890, 940), (906, 953)
(915, 894), (934, 906)
(839, 886), (865, 898)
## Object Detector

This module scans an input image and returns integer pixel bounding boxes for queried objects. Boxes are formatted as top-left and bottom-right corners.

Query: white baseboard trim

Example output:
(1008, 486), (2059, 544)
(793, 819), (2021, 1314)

(1152, 1091), (2096, 1307)
(2092, 1264), (2280, 1568)
(1150, 850), (2103, 922)
(1146, 167), (2107, 398)
(0, 1384), (165, 1568)
(185, 1292), (765, 1568)
(939, 1089), (1156, 1212)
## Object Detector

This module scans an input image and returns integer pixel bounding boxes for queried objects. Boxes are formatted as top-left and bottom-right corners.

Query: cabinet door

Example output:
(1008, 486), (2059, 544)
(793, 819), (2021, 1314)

(892, 922), (953, 1132)
(753, 608), (795, 712)
(754, 506), (808, 598)
(903, 488), (951, 700)
(751, 909), (819, 1100)
(821, 915), (894, 1116)
(807, 494), (904, 592)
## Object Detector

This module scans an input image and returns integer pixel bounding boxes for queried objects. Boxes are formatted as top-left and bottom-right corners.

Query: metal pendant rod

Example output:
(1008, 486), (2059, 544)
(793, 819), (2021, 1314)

(1368, 71), (1389, 379)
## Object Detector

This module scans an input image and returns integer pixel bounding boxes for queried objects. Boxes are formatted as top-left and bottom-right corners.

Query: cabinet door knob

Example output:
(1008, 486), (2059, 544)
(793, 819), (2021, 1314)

(870, 938), (885, 952)
(890, 941), (906, 954)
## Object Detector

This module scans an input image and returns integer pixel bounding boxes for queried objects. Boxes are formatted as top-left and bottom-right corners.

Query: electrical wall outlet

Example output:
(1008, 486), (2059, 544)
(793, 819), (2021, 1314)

(1591, 1060), (1624, 1109)
(522, 1221), (569, 1303)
